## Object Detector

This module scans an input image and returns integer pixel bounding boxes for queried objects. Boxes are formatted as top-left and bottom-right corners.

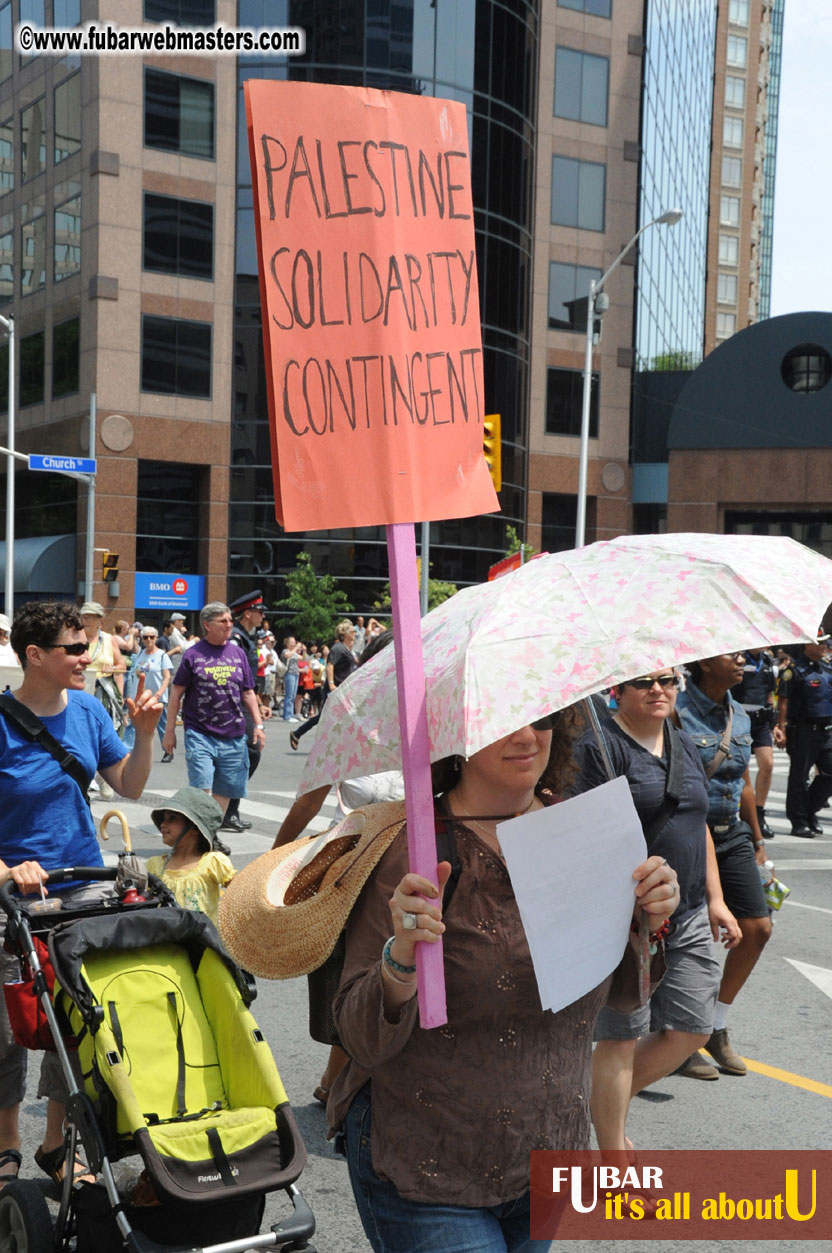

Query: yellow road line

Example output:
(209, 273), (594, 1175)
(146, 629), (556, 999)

(705, 1053), (832, 1099)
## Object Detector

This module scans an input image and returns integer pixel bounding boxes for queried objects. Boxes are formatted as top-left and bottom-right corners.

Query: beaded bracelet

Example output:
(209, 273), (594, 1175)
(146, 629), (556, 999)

(382, 935), (416, 975)
(648, 918), (672, 944)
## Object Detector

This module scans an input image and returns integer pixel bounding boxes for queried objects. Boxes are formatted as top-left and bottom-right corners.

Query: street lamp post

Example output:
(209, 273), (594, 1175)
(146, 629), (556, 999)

(0, 312), (13, 614)
(574, 208), (683, 548)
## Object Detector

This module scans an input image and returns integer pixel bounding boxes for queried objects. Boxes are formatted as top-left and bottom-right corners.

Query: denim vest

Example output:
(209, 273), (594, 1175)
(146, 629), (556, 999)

(676, 682), (751, 829)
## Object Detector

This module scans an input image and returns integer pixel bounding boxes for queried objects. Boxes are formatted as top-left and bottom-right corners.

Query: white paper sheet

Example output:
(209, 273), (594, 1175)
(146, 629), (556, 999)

(498, 776), (648, 1014)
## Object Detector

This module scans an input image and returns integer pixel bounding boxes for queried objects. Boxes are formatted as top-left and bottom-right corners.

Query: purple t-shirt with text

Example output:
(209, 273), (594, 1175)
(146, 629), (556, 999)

(172, 640), (254, 739)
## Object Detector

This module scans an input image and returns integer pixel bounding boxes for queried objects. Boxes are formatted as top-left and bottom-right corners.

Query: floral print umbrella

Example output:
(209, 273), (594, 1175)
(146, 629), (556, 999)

(299, 533), (832, 794)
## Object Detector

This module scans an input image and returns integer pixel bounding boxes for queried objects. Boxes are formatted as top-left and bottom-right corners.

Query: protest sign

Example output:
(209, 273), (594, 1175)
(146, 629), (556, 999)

(245, 79), (498, 532)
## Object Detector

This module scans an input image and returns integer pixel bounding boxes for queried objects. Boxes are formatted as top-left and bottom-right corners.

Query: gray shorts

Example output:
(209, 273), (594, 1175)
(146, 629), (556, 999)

(594, 906), (721, 1041)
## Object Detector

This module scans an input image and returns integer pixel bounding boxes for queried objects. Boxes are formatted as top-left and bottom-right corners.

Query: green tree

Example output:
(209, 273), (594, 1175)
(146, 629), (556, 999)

(648, 350), (700, 372)
(373, 575), (458, 614)
(273, 552), (353, 642)
(505, 524), (536, 562)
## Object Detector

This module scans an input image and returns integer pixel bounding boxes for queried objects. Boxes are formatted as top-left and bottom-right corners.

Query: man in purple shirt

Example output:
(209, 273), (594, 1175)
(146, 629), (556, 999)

(162, 603), (266, 833)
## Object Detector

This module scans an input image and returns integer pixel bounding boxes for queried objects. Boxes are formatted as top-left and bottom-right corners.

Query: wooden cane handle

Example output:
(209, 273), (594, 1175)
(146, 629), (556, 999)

(99, 809), (132, 852)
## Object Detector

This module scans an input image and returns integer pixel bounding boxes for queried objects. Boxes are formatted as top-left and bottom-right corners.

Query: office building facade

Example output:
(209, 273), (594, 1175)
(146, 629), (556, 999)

(0, 0), (786, 616)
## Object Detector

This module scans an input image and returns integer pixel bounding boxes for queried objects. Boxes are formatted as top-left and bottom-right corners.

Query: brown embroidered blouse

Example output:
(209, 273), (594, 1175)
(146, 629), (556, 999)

(328, 802), (609, 1207)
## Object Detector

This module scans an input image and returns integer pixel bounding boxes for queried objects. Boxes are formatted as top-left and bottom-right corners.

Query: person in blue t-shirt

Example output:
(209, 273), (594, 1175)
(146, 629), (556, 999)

(0, 602), (162, 1189)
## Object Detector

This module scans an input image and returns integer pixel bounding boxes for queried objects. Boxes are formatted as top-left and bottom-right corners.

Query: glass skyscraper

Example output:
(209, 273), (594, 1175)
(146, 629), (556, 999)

(758, 0), (784, 319)
(230, 0), (538, 609)
(635, 0), (716, 373)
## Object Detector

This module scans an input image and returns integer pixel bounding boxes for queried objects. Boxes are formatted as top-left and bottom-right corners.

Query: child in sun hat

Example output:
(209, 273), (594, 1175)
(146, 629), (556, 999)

(147, 787), (235, 926)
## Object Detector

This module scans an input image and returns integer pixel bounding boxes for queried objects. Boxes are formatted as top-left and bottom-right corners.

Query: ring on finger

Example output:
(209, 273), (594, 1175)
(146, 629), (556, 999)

(401, 911), (418, 931)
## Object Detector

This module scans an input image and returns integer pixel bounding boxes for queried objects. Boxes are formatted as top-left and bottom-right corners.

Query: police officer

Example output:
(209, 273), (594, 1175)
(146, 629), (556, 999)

(776, 630), (832, 837)
(220, 590), (272, 837)
(733, 649), (778, 839)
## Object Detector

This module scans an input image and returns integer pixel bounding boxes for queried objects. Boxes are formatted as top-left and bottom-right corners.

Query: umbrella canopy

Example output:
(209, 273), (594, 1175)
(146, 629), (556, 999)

(299, 533), (832, 794)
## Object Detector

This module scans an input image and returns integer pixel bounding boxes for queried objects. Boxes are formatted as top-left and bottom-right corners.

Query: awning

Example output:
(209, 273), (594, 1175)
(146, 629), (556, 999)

(0, 534), (77, 597)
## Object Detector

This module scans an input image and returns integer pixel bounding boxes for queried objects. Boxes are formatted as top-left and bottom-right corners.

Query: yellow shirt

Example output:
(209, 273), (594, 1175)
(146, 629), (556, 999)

(146, 851), (235, 926)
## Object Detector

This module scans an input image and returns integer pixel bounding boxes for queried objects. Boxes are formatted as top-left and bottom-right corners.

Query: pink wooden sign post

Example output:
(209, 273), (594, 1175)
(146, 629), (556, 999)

(386, 522), (447, 1027)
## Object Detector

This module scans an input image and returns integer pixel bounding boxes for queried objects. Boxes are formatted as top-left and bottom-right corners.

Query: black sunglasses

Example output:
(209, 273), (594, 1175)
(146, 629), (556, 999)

(43, 642), (89, 656)
(531, 714), (556, 732)
(626, 675), (679, 691)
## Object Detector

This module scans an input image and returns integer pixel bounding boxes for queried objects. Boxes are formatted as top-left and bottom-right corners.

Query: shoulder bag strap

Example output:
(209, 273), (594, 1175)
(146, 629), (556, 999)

(704, 702), (734, 780)
(434, 810), (462, 913)
(0, 693), (91, 807)
(641, 719), (684, 842)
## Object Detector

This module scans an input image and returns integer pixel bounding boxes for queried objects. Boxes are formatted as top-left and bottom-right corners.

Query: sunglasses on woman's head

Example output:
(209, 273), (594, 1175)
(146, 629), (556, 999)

(43, 642), (88, 656)
(626, 675), (679, 691)
(531, 714), (556, 731)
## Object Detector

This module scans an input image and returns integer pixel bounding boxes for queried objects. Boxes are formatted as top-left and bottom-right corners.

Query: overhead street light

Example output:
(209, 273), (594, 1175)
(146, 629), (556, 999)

(574, 207), (683, 548)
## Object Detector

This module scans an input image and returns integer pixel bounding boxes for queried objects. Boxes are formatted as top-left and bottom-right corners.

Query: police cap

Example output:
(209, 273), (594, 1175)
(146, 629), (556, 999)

(229, 589), (265, 616)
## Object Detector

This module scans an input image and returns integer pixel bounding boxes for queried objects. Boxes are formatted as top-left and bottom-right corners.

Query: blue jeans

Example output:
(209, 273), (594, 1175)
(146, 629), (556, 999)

(183, 728), (248, 797)
(282, 670), (299, 719)
(343, 1085), (551, 1253)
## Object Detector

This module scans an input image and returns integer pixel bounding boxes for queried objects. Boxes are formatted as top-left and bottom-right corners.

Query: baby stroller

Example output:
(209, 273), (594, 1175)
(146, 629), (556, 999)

(0, 867), (316, 1253)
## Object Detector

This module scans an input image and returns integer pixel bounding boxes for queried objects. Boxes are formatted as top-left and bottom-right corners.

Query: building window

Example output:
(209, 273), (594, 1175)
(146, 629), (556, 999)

(20, 328), (45, 406)
(719, 233), (739, 265)
(729, 0), (749, 27)
(53, 0), (80, 23)
(717, 273), (738, 304)
(54, 74), (81, 164)
(557, 0), (611, 15)
(727, 35), (747, 68)
(780, 344), (832, 394)
(716, 312), (736, 339)
(0, 211), (11, 300)
(19, 0), (44, 62)
(144, 0), (216, 21)
(141, 314), (212, 397)
(722, 155), (742, 187)
(541, 492), (582, 553)
(546, 367), (598, 437)
(143, 193), (214, 280)
(21, 204), (45, 293)
(723, 116), (743, 148)
(725, 75), (746, 108)
(720, 195), (741, 226)
(52, 316), (79, 398)
(551, 156), (605, 231)
(136, 459), (202, 574)
(554, 47), (609, 127)
(548, 262), (601, 333)
(54, 188), (81, 282)
(21, 98), (47, 182)
(0, 117), (11, 193)
(144, 69), (214, 159)
(0, 3), (10, 84)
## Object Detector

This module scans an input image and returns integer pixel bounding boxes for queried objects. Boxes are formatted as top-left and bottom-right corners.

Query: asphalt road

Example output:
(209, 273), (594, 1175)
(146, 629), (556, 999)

(14, 722), (832, 1252)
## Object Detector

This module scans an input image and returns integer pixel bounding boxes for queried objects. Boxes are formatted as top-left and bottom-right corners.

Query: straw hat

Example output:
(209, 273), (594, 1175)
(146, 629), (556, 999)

(217, 800), (406, 979)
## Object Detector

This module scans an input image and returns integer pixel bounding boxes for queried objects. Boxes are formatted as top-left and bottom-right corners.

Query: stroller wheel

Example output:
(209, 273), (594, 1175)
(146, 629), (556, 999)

(0, 1180), (53, 1252)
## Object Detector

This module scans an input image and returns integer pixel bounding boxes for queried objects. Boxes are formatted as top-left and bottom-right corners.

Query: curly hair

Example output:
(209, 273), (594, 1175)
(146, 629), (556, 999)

(431, 705), (581, 801)
(11, 601), (83, 669)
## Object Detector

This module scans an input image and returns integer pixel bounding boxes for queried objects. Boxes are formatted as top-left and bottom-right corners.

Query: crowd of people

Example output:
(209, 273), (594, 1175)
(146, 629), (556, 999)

(0, 591), (828, 1248)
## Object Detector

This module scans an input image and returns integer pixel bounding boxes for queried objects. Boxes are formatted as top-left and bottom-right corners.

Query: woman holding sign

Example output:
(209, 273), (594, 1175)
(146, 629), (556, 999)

(327, 715), (679, 1252)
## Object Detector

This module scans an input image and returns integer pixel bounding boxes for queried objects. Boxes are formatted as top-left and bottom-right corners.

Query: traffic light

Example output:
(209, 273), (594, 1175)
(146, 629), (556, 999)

(483, 414), (501, 492)
(101, 551), (119, 583)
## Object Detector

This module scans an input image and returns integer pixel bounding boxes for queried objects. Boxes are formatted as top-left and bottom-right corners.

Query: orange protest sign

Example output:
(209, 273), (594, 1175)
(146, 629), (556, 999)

(245, 80), (499, 533)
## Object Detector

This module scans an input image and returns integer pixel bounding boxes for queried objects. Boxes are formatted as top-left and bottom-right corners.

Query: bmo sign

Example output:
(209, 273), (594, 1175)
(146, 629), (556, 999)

(134, 572), (205, 611)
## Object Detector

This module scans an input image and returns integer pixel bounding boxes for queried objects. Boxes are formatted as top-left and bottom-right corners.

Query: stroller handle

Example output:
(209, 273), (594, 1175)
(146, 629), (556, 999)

(0, 867), (119, 916)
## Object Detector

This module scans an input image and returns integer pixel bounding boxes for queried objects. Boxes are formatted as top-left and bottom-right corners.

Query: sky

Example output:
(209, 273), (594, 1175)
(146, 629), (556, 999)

(769, 0), (832, 315)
